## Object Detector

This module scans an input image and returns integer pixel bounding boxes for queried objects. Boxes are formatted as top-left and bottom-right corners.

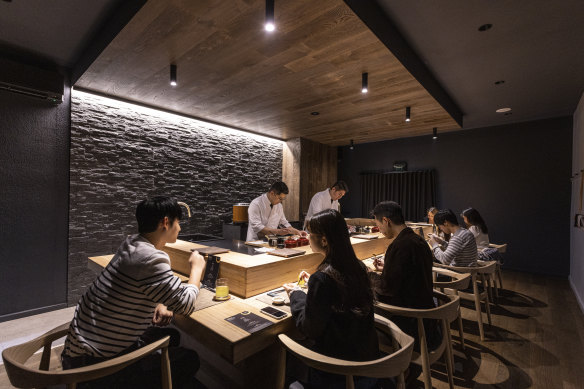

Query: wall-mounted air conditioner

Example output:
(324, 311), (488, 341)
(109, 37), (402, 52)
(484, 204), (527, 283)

(0, 58), (64, 104)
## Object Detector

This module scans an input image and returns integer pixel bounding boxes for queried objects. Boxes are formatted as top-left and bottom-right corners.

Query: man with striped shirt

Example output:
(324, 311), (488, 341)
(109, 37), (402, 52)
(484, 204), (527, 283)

(429, 209), (478, 267)
(62, 196), (207, 388)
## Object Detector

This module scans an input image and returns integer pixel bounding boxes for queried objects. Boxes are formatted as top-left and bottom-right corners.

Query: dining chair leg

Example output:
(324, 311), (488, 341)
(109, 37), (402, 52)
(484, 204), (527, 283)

(346, 374), (355, 389)
(484, 291), (493, 326)
(491, 274), (499, 299)
(496, 263), (504, 292)
(418, 318), (432, 389)
(397, 372), (406, 389)
(456, 307), (465, 350)
(161, 346), (172, 389)
(480, 273), (493, 306)
(472, 274), (485, 341)
(442, 319), (455, 389)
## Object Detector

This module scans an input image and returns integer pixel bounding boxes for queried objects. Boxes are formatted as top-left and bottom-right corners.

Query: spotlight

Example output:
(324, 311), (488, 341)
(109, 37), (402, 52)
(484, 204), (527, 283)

(265, 0), (275, 32)
(405, 106), (411, 122)
(361, 72), (368, 94)
(170, 64), (177, 86)
(432, 127), (438, 140)
(349, 139), (354, 150)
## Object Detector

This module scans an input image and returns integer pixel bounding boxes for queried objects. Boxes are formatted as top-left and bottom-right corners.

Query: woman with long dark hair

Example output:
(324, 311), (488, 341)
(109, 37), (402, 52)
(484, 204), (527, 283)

(283, 209), (379, 388)
(461, 207), (490, 251)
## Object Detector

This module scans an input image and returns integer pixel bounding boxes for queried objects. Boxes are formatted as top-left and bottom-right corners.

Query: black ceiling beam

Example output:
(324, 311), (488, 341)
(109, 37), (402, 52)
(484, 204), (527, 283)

(343, 0), (463, 127)
(71, 0), (147, 85)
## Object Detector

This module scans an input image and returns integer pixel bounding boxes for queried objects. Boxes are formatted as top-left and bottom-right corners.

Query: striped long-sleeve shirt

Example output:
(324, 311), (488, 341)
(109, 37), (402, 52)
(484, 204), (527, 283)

(63, 234), (199, 358)
(432, 227), (478, 267)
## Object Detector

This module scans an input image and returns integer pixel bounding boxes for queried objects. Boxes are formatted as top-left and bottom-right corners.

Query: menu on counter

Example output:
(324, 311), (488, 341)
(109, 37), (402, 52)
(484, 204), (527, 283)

(225, 311), (273, 333)
(201, 254), (221, 290)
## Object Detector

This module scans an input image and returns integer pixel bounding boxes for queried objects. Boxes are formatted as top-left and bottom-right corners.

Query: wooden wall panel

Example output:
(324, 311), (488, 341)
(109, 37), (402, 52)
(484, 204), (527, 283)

(282, 138), (301, 222)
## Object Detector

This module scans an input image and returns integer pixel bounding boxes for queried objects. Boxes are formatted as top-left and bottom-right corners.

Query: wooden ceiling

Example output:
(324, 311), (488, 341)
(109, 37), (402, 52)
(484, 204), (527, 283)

(76, 0), (460, 146)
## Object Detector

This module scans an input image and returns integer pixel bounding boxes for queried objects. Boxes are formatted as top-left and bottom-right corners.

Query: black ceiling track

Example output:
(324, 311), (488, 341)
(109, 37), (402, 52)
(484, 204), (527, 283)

(343, 0), (464, 127)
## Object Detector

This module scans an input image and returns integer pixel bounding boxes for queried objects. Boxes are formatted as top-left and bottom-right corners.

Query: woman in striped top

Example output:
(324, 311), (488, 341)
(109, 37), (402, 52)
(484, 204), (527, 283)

(429, 209), (478, 267)
(62, 196), (207, 388)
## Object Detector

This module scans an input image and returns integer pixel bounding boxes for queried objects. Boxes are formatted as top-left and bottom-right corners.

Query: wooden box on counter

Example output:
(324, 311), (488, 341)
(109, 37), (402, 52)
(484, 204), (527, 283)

(163, 236), (391, 298)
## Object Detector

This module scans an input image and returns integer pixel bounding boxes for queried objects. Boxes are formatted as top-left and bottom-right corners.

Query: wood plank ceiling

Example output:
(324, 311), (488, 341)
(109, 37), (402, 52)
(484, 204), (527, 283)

(76, 0), (460, 146)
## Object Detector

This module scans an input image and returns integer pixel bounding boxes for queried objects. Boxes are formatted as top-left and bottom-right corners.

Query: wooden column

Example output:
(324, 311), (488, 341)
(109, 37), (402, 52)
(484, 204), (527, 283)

(282, 138), (338, 222)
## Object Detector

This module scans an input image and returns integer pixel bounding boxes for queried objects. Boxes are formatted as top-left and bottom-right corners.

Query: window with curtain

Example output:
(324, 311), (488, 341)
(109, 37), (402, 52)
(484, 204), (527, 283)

(361, 170), (436, 222)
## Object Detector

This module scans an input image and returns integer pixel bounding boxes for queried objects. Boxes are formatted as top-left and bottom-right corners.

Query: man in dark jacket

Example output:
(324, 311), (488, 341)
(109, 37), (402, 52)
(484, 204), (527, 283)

(370, 201), (441, 351)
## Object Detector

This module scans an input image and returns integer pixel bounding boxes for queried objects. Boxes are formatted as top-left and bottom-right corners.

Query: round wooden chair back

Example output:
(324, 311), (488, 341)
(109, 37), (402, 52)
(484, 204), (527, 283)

(278, 314), (414, 388)
(432, 267), (471, 290)
(2, 322), (172, 389)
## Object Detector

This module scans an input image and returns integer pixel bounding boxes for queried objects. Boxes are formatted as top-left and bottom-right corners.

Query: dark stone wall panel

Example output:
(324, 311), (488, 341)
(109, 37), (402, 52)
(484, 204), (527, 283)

(68, 92), (282, 305)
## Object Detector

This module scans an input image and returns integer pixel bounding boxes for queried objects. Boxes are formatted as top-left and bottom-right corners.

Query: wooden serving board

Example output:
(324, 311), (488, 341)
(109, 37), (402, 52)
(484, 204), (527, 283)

(268, 248), (306, 257)
(193, 246), (230, 255)
(352, 234), (379, 240)
(245, 240), (269, 247)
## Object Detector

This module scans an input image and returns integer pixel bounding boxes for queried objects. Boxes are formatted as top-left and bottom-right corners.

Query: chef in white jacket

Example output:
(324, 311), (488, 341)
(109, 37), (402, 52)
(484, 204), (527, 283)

(247, 181), (305, 241)
(304, 181), (348, 227)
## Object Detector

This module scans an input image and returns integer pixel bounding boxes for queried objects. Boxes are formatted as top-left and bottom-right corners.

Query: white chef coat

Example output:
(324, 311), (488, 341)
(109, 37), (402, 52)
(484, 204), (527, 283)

(305, 188), (339, 223)
(246, 193), (292, 241)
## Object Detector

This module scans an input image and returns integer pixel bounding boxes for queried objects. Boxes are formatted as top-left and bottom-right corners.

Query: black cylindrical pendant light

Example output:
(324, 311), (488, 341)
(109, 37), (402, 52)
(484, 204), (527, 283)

(170, 64), (177, 86)
(265, 0), (275, 32)
(349, 139), (354, 150)
(433, 127), (438, 140)
(405, 106), (411, 122)
(361, 72), (368, 94)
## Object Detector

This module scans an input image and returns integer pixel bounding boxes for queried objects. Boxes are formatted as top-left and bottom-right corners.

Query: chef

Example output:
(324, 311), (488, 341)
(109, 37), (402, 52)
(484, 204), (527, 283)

(246, 181), (304, 241)
(304, 181), (348, 227)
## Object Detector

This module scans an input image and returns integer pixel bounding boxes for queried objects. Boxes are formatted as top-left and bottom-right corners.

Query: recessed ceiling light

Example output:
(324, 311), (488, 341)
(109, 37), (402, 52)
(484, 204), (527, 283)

(496, 107), (512, 113)
(478, 24), (493, 32)
(310, 111), (319, 116)
(494, 80), (505, 85)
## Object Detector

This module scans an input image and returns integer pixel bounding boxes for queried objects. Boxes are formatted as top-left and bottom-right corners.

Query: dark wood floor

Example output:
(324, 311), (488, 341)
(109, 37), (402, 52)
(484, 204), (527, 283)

(1, 270), (583, 388)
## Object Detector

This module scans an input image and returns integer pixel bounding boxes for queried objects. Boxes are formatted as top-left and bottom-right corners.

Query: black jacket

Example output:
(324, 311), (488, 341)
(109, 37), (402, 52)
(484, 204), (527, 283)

(289, 270), (379, 362)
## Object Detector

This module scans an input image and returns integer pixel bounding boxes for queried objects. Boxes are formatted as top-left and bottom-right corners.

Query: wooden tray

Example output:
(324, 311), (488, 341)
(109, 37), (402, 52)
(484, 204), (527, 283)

(192, 246), (230, 255)
(268, 248), (306, 257)
(352, 234), (379, 240)
(245, 240), (269, 247)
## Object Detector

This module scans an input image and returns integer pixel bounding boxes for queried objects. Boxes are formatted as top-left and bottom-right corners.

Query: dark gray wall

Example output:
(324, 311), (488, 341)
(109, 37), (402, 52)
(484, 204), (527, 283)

(0, 78), (70, 321)
(338, 117), (573, 276)
(68, 91), (283, 305)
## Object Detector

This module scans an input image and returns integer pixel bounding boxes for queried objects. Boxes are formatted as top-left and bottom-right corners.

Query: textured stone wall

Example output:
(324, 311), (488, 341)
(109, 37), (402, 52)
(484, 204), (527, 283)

(68, 91), (283, 304)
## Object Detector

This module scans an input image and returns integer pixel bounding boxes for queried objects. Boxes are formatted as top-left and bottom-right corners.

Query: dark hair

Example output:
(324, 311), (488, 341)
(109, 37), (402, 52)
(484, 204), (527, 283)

(372, 201), (405, 225)
(307, 209), (373, 315)
(461, 208), (488, 234)
(434, 209), (459, 226)
(427, 207), (438, 215)
(136, 196), (182, 234)
(269, 181), (289, 195)
(331, 180), (349, 193)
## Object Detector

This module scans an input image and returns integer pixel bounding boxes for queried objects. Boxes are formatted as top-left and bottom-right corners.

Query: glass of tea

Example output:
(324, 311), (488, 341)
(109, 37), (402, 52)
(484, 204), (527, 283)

(215, 278), (230, 300)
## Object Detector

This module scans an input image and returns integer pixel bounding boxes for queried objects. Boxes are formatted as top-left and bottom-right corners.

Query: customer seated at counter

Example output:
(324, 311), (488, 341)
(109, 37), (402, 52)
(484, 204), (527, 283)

(61, 196), (207, 389)
(304, 180), (349, 227)
(247, 181), (304, 241)
(370, 201), (441, 353)
(283, 209), (379, 389)
(429, 209), (478, 267)
(427, 206), (449, 243)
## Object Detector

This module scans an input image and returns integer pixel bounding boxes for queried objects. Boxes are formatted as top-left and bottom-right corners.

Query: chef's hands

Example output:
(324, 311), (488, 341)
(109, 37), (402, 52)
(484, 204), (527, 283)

(274, 228), (292, 235)
(152, 304), (173, 326)
(288, 227), (307, 237)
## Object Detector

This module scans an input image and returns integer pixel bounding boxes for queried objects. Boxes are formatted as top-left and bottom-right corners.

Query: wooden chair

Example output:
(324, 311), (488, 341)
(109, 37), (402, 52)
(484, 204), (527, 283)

(434, 262), (493, 341)
(375, 292), (460, 389)
(278, 314), (414, 389)
(488, 243), (508, 294)
(2, 322), (172, 389)
(432, 266), (471, 350)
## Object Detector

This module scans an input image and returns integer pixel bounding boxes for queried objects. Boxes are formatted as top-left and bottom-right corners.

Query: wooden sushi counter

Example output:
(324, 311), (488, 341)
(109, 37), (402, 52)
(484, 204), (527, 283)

(162, 233), (391, 298)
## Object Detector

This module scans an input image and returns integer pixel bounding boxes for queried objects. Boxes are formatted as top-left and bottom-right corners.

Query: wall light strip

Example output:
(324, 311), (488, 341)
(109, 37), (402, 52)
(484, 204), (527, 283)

(72, 88), (284, 144)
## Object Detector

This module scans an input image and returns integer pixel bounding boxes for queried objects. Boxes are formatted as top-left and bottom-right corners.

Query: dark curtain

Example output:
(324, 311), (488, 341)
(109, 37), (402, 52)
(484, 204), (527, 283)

(361, 170), (436, 222)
